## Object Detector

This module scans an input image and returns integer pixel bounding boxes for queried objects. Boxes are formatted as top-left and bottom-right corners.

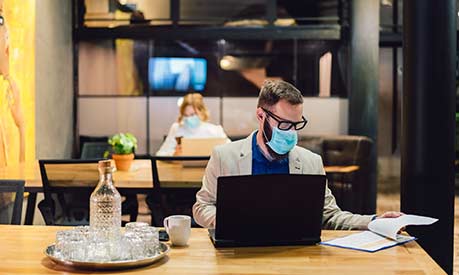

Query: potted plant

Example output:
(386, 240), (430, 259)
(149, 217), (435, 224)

(106, 133), (138, 171)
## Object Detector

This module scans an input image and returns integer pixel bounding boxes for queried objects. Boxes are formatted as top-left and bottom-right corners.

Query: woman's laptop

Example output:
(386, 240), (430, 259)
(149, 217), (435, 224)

(180, 137), (227, 167)
(209, 174), (326, 248)
(181, 137), (227, 156)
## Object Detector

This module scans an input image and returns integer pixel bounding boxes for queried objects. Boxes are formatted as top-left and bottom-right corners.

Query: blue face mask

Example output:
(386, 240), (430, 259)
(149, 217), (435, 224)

(265, 126), (298, 155)
(184, 115), (201, 129)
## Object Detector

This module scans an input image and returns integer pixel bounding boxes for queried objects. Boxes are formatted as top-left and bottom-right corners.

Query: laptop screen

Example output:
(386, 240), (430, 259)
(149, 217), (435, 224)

(216, 174), (326, 242)
(181, 137), (227, 156)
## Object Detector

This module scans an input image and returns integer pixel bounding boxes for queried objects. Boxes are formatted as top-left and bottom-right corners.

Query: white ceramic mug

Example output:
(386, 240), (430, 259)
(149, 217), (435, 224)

(164, 215), (191, 246)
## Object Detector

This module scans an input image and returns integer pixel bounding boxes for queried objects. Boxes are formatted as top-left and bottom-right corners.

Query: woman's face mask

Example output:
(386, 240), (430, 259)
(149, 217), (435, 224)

(184, 114), (201, 129)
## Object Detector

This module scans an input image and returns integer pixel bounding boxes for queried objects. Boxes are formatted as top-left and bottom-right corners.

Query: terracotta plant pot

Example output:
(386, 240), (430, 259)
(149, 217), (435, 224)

(112, 153), (135, 171)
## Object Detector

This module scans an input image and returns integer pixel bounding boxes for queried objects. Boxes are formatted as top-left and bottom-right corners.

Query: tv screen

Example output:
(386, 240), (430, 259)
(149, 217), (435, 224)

(148, 57), (207, 92)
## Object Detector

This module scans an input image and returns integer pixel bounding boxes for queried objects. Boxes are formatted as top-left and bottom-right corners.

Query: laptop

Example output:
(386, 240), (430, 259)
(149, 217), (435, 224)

(209, 174), (326, 248)
(180, 137), (227, 167)
(181, 137), (227, 156)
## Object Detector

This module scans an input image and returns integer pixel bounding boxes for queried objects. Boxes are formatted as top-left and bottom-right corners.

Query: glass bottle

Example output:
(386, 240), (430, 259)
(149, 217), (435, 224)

(90, 160), (121, 248)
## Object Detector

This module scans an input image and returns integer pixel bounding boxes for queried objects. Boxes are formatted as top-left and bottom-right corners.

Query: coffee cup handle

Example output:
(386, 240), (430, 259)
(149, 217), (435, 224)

(163, 217), (170, 233)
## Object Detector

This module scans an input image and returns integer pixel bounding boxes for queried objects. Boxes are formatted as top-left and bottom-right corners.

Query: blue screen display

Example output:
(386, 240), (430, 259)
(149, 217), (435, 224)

(148, 57), (207, 92)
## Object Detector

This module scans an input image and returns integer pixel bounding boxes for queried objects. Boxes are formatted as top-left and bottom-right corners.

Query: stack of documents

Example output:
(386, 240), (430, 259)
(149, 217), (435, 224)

(321, 214), (438, 252)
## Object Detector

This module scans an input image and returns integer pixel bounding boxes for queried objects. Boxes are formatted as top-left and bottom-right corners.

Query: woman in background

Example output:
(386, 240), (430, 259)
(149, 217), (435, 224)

(156, 93), (229, 156)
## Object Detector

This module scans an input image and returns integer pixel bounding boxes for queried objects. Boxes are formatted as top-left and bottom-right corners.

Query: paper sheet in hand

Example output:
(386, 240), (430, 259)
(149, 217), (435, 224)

(368, 214), (438, 240)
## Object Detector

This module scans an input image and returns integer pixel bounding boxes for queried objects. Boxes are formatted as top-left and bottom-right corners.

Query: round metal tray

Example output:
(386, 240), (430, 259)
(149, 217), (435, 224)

(44, 242), (170, 270)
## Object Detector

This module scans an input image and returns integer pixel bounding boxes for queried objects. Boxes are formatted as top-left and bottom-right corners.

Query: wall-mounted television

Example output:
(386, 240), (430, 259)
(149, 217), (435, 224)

(148, 57), (207, 92)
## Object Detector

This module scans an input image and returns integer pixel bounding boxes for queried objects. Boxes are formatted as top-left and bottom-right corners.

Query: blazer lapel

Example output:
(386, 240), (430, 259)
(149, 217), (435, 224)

(288, 147), (303, 174)
(237, 132), (254, 175)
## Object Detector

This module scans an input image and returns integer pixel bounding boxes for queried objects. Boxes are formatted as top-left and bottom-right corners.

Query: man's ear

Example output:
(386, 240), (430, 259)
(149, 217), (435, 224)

(256, 108), (264, 122)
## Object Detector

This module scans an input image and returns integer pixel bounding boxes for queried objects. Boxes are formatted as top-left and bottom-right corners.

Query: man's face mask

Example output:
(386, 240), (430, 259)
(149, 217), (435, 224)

(262, 116), (298, 160)
(184, 114), (201, 129)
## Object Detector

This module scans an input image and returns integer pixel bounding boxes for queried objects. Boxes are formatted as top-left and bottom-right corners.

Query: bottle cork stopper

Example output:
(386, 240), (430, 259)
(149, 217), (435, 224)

(98, 159), (114, 169)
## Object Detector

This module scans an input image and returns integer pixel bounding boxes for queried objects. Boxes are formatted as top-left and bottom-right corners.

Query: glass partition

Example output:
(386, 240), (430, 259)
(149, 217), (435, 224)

(79, 39), (347, 97)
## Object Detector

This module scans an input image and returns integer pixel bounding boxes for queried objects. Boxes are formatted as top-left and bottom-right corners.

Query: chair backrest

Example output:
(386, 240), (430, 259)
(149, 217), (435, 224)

(150, 155), (211, 188)
(78, 135), (108, 158)
(323, 136), (372, 166)
(322, 136), (373, 214)
(81, 142), (111, 159)
(0, 180), (25, 225)
(38, 159), (103, 226)
(149, 156), (210, 227)
(298, 135), (374, 214)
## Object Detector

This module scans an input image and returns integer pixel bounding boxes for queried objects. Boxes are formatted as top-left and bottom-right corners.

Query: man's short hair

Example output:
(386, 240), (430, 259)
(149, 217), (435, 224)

(257, 80), (303, 109)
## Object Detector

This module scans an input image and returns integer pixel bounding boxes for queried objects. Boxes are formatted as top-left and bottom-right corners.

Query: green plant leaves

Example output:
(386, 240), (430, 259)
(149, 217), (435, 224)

(107, 132), (138, 154)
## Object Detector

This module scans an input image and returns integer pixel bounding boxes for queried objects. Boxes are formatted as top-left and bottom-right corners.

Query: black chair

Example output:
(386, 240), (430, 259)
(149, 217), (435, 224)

(78, 135), (108, 158)
(38, 159), (103, 226)
(147, 156), (210, 227)
(81, 142), (111, 159)
(0, 180), (25, 225)
(120, 154), (155, 222)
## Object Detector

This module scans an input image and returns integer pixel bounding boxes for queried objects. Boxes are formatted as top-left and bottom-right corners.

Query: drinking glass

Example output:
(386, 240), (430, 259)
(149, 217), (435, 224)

(87, 230), (111, 262)
(137, 226), (159, 256)
(125, 222), (149, 233)
(122, 231), (145, 260)
(67, 231), (86, 261)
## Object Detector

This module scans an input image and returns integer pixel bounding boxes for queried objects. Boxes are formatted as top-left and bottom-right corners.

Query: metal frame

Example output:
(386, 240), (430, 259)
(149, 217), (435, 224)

(379, 0), (402, 153)
(76, 25), (342, 41)
(37, 158), (139, 225)
(75, 0), (345, 41)
(0, 180), (25, 225)
(149, 156), (210, 227)
(391, 0), (399, 153)
(38, 159), (104, 225)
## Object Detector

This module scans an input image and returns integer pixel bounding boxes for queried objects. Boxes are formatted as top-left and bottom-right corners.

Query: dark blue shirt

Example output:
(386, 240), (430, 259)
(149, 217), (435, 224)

(251, 132), (289, 175)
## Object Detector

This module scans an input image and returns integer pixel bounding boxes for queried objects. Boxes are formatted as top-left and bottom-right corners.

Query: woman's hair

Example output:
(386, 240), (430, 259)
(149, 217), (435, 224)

(178, 93), (210, 123)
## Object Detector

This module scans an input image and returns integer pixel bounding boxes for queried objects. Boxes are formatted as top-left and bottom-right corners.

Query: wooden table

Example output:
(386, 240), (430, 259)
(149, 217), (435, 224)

(0, 160), (358, 190)
(0, 160), (204, 224)
(0, 159), (204, 191)
(0, 225), (445, 274)
(324, 165), (359, 173)
(324, 165), (361, 211)
(0, 160), (359, 225)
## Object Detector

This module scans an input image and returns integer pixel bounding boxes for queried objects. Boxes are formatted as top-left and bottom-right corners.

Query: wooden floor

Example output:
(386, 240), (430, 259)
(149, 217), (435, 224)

(132, 192), (459, 274)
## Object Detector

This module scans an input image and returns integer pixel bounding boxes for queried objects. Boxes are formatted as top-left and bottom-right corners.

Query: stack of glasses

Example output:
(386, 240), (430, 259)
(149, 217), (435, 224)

(54, 222), (159, 262)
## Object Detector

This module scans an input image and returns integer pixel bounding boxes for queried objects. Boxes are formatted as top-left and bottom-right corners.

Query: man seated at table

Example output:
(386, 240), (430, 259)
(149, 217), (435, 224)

(193, 79), (401, 229)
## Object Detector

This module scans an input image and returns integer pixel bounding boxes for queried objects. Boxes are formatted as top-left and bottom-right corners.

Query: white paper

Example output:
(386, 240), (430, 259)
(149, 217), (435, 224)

(367, 214), (438, 240)
(321, 214), (438, 252)
(321, 231), (415, 252)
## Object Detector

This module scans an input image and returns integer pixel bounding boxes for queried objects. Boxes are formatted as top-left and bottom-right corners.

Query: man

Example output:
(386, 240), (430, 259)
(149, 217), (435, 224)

(193, 80), (401, 229)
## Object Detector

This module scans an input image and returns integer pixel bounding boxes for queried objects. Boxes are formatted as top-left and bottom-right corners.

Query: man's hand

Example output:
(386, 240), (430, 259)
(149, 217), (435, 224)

(173, 145), (182, 156)
(375, 211), (405, 232)
(378, 211), (404, 219)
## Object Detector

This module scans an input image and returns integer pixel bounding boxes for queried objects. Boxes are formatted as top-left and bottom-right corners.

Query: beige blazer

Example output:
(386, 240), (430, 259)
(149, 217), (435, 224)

(192, 132), (373, 230)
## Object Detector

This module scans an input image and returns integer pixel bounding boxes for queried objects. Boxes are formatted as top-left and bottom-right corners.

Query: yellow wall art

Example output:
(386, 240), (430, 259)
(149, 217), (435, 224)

(0, 0), (35, 167)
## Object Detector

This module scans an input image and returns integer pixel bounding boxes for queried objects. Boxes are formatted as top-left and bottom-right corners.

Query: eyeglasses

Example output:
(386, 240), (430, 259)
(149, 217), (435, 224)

(0, 16), (4, 26)
(262, 107), (308, 131)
